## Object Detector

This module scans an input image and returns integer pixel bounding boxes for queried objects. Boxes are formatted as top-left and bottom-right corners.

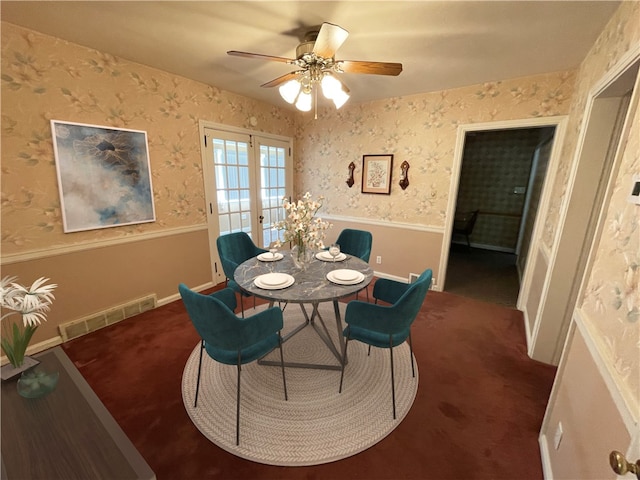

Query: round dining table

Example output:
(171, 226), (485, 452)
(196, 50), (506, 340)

(234, 250), (373, 370)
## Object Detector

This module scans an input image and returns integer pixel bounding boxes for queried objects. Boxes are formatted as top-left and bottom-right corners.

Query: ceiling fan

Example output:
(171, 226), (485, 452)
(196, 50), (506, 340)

(227, 22), (403, 113)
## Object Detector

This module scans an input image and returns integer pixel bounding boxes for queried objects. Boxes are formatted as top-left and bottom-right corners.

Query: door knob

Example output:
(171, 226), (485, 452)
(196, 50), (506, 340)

(610, 450), (640, 479)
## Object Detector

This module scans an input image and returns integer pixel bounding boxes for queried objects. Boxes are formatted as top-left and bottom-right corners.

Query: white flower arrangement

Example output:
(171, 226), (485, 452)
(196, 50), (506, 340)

(274, 192), (332, 252)
(1, 276), (57, 368)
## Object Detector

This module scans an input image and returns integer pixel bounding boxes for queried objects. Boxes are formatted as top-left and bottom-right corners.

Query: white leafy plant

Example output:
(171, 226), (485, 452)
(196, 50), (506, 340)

(273, 192), (332, 252)
(1, 276), (57, 368)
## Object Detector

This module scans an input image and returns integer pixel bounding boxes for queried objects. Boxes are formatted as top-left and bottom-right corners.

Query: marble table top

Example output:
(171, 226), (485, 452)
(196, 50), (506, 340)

(234, 251), (373, 303)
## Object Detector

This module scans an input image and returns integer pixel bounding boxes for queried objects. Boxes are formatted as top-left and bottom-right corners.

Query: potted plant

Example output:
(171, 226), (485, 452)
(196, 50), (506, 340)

(273, 192), (332, 269)
(1, 276), (57, 380)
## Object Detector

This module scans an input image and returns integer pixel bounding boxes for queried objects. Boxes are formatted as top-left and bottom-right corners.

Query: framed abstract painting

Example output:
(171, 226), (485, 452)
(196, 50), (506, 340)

(51, 120), (156, 233)
(362, 154), (393, 194)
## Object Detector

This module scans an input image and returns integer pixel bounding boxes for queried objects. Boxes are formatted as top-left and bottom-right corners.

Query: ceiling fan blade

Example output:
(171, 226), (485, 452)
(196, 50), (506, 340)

(261, 71), (301, 88)
(227, 50), (294, 64)
(337, 60), (403, 76)
(312, 23), (349, 58)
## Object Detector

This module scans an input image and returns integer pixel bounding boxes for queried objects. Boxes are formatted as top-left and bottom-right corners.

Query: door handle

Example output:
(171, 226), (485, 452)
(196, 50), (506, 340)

(610, 451), (640, 479)
(259, 215), (264, 224)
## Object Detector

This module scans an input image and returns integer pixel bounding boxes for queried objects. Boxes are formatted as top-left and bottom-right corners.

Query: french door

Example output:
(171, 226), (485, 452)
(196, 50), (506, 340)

(200, 123), (292, 284)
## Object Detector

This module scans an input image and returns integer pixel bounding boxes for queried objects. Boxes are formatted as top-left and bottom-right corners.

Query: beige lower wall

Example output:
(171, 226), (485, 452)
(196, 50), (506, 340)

(325, 217), (444, 287)
(540, 320), (631, 479)
(1, 228), (212, 346)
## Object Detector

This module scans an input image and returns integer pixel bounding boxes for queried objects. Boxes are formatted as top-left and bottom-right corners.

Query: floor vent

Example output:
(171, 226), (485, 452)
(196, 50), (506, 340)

(59, 294), (157, 342)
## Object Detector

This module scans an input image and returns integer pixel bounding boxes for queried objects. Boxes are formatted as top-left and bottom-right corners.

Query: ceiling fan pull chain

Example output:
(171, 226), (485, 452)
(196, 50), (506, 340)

(314, 85), (318, 120)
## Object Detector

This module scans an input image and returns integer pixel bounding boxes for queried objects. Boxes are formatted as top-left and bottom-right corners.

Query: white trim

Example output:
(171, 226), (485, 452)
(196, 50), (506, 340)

(1, 336), (63, 366)
(198, 119), (291, 143)
(1, 224), (207, 265)
(528, 49), (640, 364)
(440, 115), (568, 293)
(322, 214), (444, 234)
(158, 281), (215, 306)
(591, 41), (640, 99)
(539, 433), (553, 480)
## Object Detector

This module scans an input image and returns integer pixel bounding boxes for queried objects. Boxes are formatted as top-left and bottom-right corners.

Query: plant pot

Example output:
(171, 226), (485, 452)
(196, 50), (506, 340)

(0, 356), (40, 381)
(17, 366), (59, 399)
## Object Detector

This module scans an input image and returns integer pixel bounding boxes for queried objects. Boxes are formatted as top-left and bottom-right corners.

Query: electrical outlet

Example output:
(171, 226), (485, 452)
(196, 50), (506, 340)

(554, 422), (563, 450)
(376, 256), (382, 264)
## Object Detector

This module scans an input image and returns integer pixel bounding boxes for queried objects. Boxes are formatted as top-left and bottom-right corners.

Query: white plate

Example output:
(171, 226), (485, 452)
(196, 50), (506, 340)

(316, 251), (347, 262)
(254, 273), (295, 290)
(257, 252), (283, 262)
(333, 269), (360, 281)
(327, 270), (365, 285)
(257, 273), (290, 286)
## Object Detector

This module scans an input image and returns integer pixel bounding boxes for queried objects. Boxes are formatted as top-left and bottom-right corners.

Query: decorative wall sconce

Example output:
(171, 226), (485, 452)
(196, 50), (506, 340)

(346, 161), (355, 188)
(399, 161), (410, 190)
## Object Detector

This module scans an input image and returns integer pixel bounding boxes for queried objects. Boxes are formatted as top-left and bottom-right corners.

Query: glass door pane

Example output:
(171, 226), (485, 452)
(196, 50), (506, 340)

(256, 138), (290, 248)
(213, 138), (254, 237)
(202, 125), (292, 285)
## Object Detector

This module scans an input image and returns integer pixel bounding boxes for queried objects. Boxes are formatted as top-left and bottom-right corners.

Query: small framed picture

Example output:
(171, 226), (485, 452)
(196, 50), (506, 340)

(362, 154), (393, 194)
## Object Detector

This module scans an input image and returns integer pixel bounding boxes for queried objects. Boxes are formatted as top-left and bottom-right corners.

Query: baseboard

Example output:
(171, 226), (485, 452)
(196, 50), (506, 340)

(158, 281), (216, 306)
(539, 433), (553, 479)
(1, 336), (63, 366)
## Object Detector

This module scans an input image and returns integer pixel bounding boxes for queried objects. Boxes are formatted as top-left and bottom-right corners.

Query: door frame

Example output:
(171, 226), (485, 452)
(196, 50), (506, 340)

(198, 120), (293, 285)
(439, 115), (568, 303)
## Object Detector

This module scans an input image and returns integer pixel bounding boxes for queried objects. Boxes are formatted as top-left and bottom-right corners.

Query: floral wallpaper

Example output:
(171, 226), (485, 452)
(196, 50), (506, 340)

(294, 70), (576, 227)
(293, 0), (639, 406)
(1, 2), (637, 409)
(542, 1), (640, 251)
(572, 0), (640, 406)
(1, 22), (296, 255)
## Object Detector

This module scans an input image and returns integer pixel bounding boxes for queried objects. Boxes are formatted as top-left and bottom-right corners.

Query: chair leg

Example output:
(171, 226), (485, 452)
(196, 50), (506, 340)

(367, 345), (372, 356)
(339, 335), (351, 393)
(240, 293), (245, 318)
(278, 334), (288, 401)
(408, 332), (416, 378)
(194, 340), (204, 408)
(389, 337), (396, 420)
(236, 361), (242, 446)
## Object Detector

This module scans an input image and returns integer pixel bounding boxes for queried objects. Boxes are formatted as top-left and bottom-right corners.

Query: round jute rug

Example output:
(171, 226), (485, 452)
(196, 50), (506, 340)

(181, 302), (418, 466)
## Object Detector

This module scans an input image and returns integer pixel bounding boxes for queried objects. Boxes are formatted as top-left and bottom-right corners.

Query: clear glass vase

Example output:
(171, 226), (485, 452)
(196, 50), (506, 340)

(17, 367), (59, 399)
(291, 243), (314, 270)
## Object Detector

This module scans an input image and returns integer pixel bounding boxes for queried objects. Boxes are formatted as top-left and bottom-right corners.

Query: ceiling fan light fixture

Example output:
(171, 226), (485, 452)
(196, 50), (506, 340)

(279, 79), (301, 104)
(332, 89), (350, 109)
(320, 73), (342, 100)
(295, 90), (312, 111)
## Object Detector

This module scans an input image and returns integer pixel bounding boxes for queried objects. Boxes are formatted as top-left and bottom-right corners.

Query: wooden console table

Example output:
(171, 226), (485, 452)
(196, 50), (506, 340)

(1, 347), (155, 480)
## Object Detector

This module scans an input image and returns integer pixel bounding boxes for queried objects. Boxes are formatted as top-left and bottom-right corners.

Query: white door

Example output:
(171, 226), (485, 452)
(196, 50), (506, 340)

(200, 123), (292, 284)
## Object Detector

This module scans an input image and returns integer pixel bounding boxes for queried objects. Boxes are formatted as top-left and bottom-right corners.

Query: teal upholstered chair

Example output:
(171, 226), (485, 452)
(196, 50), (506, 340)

(338, 268), (432, 419)
(216, 232), (267, 317)
(335, 228), (372, 263)
(334, 228), (372, 300)
(178, 284), (287, 445)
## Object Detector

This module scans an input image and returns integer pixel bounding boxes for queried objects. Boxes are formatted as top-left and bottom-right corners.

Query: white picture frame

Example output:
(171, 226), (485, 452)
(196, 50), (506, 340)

(51, 120), (156, 233)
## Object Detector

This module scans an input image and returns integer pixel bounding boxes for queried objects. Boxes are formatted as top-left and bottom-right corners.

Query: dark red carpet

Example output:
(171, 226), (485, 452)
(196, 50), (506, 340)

(61, 284), (556, 479)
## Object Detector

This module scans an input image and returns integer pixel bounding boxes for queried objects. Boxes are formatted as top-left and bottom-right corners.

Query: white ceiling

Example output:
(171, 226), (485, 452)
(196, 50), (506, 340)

(1, 1), (621, 110)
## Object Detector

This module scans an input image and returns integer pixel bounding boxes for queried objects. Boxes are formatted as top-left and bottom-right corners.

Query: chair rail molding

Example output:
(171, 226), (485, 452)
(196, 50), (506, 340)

(321, 214), (444, 234)
(1, 224), (208, 265)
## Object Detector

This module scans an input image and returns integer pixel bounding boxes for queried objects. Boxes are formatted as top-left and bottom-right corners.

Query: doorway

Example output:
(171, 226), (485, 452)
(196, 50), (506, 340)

(445, 126), (556, 306)
(199, 121), (293, 286)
